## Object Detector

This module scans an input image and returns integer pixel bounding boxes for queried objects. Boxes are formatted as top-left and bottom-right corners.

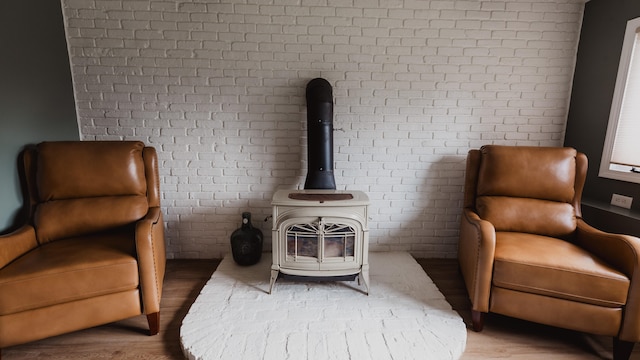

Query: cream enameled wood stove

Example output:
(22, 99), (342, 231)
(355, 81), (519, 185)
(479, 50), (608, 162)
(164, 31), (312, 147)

(269, 189), (370, 294)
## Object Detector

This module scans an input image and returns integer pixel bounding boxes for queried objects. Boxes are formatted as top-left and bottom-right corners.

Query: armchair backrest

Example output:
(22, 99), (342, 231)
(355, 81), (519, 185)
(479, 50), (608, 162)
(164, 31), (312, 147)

(24, 141), (158, 244)
(466, 145), (587, 238)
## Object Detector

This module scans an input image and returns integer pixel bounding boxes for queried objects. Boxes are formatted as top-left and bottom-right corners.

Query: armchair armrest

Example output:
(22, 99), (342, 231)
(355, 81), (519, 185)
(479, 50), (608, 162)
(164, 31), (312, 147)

(575, 219), (640, 341)
(135, 207), (167, 315)
(458, 209), (496, 313)
(0, 225), (38, 269)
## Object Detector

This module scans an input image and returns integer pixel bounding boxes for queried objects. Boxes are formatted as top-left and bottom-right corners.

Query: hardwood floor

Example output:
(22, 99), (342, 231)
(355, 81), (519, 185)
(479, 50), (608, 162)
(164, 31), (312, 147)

(3, 258), (640, 359)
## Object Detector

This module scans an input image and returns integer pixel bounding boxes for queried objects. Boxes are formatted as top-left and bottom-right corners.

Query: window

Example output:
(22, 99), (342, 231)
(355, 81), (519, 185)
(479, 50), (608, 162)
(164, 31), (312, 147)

(600, 17), (640, 184)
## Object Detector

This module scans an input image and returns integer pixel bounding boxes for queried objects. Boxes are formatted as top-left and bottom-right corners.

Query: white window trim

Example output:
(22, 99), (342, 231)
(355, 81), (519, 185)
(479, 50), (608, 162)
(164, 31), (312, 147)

(600, 17), (640, 184)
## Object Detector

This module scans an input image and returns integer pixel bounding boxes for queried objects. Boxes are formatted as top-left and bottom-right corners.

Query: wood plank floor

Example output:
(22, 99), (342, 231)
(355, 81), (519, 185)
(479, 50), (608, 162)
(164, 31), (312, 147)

(3, 258), (640, 359)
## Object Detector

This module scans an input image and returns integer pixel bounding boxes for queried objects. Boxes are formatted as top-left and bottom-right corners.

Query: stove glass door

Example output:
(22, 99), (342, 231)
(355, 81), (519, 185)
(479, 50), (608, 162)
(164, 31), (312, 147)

(283, 217), (360, 267)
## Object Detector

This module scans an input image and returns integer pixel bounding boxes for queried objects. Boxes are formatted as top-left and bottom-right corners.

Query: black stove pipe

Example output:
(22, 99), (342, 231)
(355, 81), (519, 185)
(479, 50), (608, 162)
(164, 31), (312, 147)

(304, 78), (336, 190)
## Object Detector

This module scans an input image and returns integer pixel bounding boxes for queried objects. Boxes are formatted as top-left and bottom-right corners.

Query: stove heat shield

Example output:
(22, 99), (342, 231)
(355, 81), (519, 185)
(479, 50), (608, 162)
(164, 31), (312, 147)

(304, 78), (336, 190)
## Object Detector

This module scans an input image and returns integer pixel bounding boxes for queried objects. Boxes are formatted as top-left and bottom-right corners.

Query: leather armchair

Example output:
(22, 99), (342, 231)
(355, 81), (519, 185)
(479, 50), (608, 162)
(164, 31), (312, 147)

(0, 141), (166, 357)
(459, 145), (640, 360)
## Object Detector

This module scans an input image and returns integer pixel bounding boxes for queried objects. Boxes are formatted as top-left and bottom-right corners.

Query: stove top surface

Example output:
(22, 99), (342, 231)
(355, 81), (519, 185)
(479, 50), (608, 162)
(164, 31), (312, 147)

(271, 189), (369, 206)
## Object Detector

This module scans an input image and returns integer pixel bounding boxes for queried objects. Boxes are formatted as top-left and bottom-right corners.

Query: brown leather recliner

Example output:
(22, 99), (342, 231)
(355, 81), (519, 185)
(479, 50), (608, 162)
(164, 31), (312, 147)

(0, 141), (166, 357)
(459, 145), (640, 360)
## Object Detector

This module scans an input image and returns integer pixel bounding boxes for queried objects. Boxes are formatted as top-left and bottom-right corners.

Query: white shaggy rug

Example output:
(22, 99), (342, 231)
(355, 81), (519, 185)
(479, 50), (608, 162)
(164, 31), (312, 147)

(180, 252), (467, 360)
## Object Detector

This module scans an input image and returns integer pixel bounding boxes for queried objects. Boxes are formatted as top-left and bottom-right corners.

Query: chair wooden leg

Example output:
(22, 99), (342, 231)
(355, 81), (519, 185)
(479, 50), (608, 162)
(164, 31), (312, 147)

(471, 310), (484, 332)
(613, 338), (634, 360)
(147, 312), (160, 336)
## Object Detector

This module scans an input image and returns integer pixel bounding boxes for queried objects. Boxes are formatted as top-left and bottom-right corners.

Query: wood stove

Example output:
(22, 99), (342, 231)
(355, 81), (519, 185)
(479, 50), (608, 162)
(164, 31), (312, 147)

(269, 189), (370, 294)
(268, 78), (370, 294)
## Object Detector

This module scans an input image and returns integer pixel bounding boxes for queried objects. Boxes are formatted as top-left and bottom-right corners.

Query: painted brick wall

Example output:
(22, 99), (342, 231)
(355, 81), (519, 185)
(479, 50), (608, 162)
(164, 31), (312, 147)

(60, 0), (585, 259)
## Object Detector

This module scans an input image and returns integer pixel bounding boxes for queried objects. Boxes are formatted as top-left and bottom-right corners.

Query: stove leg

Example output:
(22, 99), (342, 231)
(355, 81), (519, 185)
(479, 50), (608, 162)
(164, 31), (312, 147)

(360, 265), (370, 295)
(269, 269), (279, 294)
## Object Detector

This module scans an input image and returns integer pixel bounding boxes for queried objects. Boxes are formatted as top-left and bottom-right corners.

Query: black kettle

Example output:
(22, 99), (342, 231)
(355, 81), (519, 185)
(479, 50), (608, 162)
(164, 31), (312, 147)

(230, 212), (263, 266)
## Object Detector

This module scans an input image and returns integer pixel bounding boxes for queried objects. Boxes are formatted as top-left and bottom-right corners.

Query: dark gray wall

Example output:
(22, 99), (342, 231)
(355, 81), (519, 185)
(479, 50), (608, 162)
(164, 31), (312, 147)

(0, 2), (79, 233)
(564, 0), (640, 212)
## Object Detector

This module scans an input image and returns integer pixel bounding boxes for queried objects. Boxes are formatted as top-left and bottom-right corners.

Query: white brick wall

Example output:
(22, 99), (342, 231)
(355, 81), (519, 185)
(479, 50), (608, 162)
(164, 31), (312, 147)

(60, 0), (585, 259)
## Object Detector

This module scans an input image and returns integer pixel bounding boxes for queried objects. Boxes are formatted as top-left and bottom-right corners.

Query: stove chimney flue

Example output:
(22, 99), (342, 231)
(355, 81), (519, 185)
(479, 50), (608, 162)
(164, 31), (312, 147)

(304, 78), (336, 190)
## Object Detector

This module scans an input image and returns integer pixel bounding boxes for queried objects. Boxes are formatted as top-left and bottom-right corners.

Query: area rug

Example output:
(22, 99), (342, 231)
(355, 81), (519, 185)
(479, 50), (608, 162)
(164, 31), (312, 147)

(180, 252), (467, 359)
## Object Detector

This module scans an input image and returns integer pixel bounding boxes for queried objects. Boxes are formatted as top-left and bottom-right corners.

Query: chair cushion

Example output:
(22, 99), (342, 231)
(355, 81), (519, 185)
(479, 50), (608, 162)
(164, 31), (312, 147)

(493, 232), (630, 308)
(36, 141), (147, 201)
(33, 141), (150, 243)
(477, 145), (577, 202)
(0, 230), (139, 316)
(35, 195), (148, 244)
(475, 145), (578, 237)
(476, 197), (576, 238)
